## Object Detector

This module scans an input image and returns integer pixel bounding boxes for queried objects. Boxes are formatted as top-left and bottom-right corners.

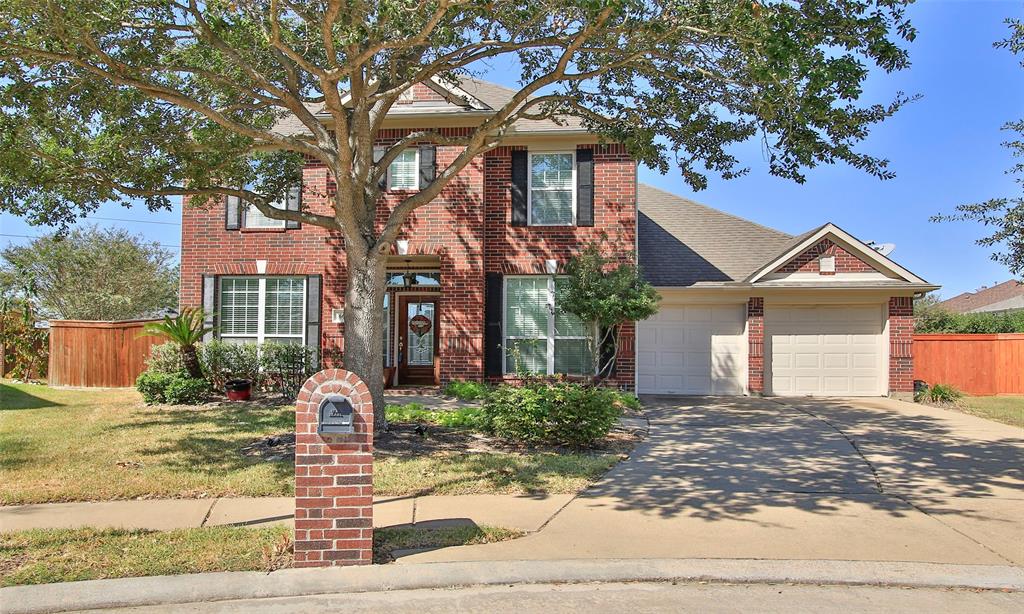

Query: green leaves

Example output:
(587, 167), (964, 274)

(140, 308), (211, 348)
(0, 226), (179, 320)
(559, 241), (660, 330)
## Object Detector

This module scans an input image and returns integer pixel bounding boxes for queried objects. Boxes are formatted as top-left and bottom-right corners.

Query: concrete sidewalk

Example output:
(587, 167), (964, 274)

(0, 494), (572, 533)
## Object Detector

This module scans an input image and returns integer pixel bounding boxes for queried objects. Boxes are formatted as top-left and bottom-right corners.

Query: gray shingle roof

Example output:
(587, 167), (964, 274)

(272, 77), (585, 136)
(637, 184), (794, 286)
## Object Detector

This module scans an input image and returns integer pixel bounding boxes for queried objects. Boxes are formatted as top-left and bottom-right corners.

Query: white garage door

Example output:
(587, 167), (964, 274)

(767, 304), (886, 396)
(637, 304), (747, 395)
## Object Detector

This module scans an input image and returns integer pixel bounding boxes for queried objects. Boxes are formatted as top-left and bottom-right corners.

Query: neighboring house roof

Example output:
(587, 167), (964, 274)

(968, 294), (1024, 313)
(637, 183), (937, 291)
(637, 183), (793, 286)
(275, 76), (585, 136)
(938, 280), (1024, 313)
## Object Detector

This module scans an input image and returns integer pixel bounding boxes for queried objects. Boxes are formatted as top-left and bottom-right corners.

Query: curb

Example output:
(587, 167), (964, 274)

(1, 558), (1022, 613)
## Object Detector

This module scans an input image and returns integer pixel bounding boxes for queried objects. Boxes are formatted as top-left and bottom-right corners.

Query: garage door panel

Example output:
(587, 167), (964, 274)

(637, 304), (747, 395)
(767, 304), (886, 397)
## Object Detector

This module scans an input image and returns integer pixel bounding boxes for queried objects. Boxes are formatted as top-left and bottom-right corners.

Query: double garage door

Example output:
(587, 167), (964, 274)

(637, 303), (887, 396)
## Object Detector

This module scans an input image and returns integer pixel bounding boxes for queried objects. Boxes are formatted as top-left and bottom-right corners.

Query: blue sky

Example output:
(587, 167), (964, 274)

(2, 0), (1022, 298)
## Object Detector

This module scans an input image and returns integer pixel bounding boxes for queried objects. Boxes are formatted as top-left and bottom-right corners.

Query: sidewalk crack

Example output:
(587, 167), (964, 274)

(200, 499), (217, 527)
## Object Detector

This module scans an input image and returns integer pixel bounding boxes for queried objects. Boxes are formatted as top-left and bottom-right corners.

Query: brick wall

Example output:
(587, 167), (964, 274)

(777, 239), (877, 275)
(746, 297), (765, 394)
(888, 296), (914, 394)
(180, 134), (637, 387)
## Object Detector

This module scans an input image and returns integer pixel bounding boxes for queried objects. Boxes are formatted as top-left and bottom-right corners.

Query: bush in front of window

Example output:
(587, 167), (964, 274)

(482, 382), (623, 448)
(135, 371), (208, 405)
(200, 341), (262, 390)
(259, 342), (320, 398)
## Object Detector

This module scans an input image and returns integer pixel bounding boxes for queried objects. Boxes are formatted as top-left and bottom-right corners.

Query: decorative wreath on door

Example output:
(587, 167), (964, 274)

(409, 314), (432, 335)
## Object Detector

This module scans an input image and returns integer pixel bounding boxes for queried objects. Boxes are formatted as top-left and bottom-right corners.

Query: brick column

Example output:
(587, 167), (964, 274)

(888, 296), (914, 397)
(747, 297), (765, 395)
(294, 369), (374, 567)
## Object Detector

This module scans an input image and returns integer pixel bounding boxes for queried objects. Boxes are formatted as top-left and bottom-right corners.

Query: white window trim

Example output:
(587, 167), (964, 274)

(502, 276), (590, 375)
(527, 150), (576, 227)
(219, 276), (306, 345)
(386, 148), (420, 191)
(242, 199), (287, 229)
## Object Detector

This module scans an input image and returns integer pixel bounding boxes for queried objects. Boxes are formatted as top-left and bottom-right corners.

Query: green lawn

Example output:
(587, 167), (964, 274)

(0, 525), (523, 585)
(959, 395), (1024, 429)
(0, 381), (620, 504)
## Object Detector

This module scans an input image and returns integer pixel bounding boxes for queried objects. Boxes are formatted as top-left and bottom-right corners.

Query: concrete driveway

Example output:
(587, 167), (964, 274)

(403, 396), (1024, 565)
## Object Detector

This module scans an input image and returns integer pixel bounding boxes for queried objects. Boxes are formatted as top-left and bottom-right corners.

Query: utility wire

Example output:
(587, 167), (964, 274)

(0, 233), (181, 249)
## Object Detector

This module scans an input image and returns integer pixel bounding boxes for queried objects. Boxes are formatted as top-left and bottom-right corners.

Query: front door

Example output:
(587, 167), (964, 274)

(398, 297), (439, 385)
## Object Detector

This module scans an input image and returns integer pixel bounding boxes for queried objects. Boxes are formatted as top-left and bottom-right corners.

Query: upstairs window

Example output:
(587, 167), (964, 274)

(528, 152), (575, 226)
(388, 149), (419, 190)
(243, 199), (286, 229)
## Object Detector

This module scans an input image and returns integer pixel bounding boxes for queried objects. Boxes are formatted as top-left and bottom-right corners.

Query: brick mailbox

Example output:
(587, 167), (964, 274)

(294, 369), (374, 567)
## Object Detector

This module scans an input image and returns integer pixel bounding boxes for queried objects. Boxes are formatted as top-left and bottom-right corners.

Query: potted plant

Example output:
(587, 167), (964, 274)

(225, 378), (252, 401)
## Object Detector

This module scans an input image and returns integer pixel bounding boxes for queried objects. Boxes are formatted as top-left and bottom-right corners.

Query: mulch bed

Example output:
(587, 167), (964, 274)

(240, 419), (645, 463)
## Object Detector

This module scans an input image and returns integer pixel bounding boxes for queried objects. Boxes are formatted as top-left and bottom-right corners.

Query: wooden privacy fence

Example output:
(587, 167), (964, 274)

(48, 319), (165, 387)
(914, 333), (1024, 395)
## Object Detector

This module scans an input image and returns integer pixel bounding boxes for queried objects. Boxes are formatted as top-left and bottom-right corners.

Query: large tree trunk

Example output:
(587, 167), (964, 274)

(342, 244), (389, 432)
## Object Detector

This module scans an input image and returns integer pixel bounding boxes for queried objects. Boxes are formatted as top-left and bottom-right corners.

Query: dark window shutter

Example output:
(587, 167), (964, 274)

(418, 145), (436, 189)
(225, 196), (242, 230)
(576, 148), (594, 227)
(510, 150), (528, 227)
(306, 275), (322, 368)
(202, 275), (216, 342)
(285, 185), (301, 229)
(485, 272), (504, 376)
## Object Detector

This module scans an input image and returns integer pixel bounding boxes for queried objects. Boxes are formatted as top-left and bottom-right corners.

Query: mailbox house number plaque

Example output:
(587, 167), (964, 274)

(317, 394), (355, 435)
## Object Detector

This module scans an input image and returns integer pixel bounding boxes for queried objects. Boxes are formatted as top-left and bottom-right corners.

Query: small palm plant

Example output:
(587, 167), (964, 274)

(139, 308), (212, 379)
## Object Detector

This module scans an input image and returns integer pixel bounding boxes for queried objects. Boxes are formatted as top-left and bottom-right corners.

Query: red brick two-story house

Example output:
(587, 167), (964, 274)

(180, 77), (937, 398)
(180, 78), (638, 390)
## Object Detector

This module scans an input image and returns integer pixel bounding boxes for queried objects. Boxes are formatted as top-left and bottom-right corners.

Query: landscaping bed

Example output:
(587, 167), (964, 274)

(1, 381), (643, 504)
(0, 524), (523, 586)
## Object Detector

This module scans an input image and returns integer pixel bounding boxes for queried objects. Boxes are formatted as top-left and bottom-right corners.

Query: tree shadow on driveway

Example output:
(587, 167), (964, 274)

(581, 396), (1023, 523)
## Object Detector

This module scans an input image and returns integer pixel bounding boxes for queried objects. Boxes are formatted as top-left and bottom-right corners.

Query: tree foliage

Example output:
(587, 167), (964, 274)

(559, 241), (659, 379)
(0, 266), (48, 380)
(0, 0), (919, 423)
(914, 305), (1024, 334)
(0, 226), (179, 321)
(933, 19), (1024, 275)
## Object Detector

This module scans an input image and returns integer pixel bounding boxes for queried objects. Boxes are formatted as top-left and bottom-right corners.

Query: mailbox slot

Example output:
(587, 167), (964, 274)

(317, 394), (355, 434)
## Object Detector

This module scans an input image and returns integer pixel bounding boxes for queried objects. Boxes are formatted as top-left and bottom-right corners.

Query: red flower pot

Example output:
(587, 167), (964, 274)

(225, 379), (252, 401)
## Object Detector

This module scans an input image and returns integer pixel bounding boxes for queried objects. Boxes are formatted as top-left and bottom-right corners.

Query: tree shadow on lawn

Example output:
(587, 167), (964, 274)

(104, 400), (295, 480)
(0, 383), (62, 411)
(582, 396), (1024, 524)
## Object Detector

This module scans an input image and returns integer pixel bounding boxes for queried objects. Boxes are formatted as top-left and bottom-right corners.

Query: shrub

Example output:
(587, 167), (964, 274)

(144, 343), (184, 374)
(915, 307), (1024, 334)
(442, 379), (491, 401)
(385, 403), (487, 430)
(136, 371), (175, 404)
(260, 342), (319, 398)
(915, 382), (964, 405)
(163, 376), (209, 405)
(482, 382), (623, 448)
(200, 341), (261, 390)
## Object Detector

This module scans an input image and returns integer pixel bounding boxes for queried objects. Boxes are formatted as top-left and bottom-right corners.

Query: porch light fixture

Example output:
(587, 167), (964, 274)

(396, 239), (410, 255)
(402, 258), (417, 288)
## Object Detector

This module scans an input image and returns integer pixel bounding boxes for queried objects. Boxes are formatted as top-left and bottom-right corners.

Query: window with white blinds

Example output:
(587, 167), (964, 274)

(388, 149), (419, 190)
(504, 276), (592, 376)
(243, 199), (286, 229)
(219, 277), (305, 344)
(528, 152), (575, 225)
